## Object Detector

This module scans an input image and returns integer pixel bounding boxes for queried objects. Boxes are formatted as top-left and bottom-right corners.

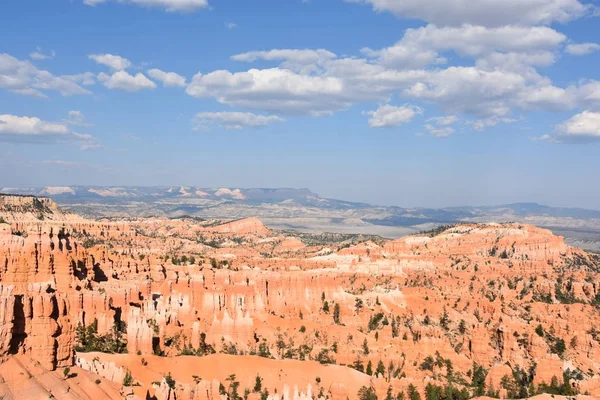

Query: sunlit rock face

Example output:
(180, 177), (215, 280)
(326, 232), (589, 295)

(0, 194), (599, 400)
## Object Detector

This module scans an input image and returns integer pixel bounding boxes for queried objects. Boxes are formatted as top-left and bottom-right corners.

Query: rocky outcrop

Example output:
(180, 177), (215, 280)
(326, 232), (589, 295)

(210, 217), (272, 236)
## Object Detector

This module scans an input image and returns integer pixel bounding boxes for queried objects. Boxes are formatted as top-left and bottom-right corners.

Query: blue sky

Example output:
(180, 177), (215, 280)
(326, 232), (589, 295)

(1, 0), (599, 208)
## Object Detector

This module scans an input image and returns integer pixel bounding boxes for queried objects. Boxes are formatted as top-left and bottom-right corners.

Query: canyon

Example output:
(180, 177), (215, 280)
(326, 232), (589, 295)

(0, 193), (599, 400)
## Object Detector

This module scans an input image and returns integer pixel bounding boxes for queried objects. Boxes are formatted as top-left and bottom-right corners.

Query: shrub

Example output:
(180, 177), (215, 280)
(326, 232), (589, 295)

(316, 348), (335, 364)
(362, 338), (370, 355)
(368, 313), (385, 331)
(165, 372), (176, 390)
(376, 360), (386, 376)
(333, 303), (341, 324)
(254, 375), (263, 392)
(358, 386), (378, 400)
(74, 319), (127, 354)
(458, 319), (466, 334)
(408, 384), (421, 400)
(123, 370), (133, 386)
(535, 324), (544, 337)
(366, 360), (373, 376)
(420, 356), (435, 371)
(551, 338), (566, 357)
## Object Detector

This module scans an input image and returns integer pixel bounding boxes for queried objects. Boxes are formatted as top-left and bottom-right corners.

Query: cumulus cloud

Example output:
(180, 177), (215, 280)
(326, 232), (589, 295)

(147, 68), (186, 87)
(98, 71), (157, 91)
(402, 67), (525, 117)
(345, 0), (591, 27)
(83, 0), (208, 12)
(193, 111), (285, 130)
(89, 53), (131, 70)
(186, 11), (593, 121)
(0, 114), (69, 135)
(0, 114), (100, 149)
(186, 44), (600, 124)
(178, 0), (598, 134)
(232, 49), (337, 73)
(540, 111), (600, 143)
(565, 43), (600, 56)
(186, 68), (350, 115)
(365, 104), (422, 128)
(364, 25), (565, 68)
(0, 53), (90, 97)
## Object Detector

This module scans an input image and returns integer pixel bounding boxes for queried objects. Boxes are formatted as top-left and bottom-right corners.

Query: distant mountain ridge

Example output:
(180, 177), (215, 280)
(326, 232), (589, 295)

(2, 186), (600, 251)
(4, 186), (599, 216)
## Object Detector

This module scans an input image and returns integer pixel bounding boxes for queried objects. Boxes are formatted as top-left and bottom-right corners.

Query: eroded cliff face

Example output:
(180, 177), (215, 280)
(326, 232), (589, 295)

(0, 195), (599, 400)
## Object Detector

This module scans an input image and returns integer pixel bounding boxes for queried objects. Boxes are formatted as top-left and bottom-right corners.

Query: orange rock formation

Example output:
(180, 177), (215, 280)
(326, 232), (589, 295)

(0, 195), (599, 400)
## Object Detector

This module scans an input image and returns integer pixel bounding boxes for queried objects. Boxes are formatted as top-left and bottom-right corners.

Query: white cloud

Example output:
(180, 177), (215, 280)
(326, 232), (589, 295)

(402, 67), (525, 117)
(186, 56), (428, 116)
(516, 80), (600, 112)
(0, 114), (69, 135)
(517, 84), (578, 111)
(424, 124), (455, 137)
(232, 49), (336, 64)
(64, 110), (90, 127)
(98, 70), (157, 91)
(345, 0), (591, 27)
(147, 68), (186, 87)
(186, 52), (600, 121)
(423, 115), (459, 136)
(88, 53), (131, 70)
(183, 15), (600, 127)
(232, 49), (337, 73)
(63, 72), (96, 86)
(565, 42), (600, 56)
(83, 0), (208, 12)
(193, 111), (285, 130)
(225, 22), (237, 29)
(475, 51), (556, 84)
(365, 104), (422, 128)
(541, 111), (600, 143)
(0, 114), (100, 149)
(362, 44), (445, 69)
(186, 68), (349, 115)
(0, 53), (90, 97)
(365, 25), (565, 68)
(427, 115), (459, 126)
(30, 48), (55, 60)
(471, 116), (516, 130)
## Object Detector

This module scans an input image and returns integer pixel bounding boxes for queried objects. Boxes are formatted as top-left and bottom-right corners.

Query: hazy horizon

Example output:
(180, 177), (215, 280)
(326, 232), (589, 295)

(1, 0), (599, 209)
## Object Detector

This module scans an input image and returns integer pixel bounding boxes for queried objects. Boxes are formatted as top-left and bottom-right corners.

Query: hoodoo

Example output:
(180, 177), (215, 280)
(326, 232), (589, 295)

(0, 194), (599, 399)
